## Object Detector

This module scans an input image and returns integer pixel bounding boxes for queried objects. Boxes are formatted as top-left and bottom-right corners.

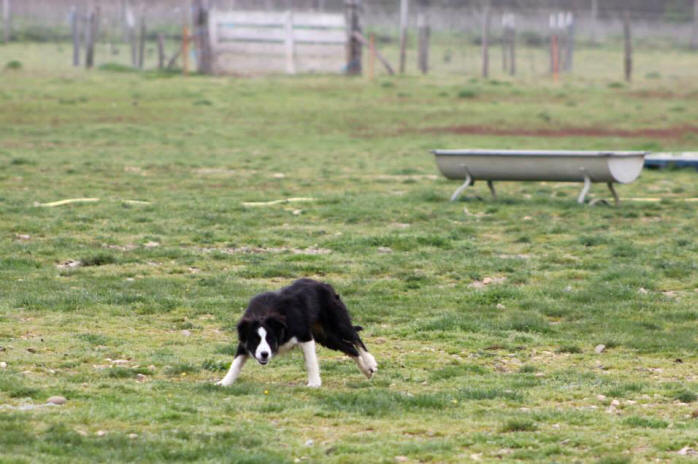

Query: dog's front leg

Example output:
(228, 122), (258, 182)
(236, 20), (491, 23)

(300, 340), (321, 388)
(217, 345), (248, 386)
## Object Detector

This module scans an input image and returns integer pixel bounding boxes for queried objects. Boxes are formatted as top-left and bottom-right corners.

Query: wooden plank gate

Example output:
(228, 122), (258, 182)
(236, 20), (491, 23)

(208, 10), (348, 75)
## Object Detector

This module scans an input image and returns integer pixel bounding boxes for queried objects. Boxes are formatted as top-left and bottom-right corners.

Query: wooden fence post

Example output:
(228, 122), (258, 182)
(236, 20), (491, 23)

(85, 6), (100, 69)
(71, 6), (80, 66)
(369, 33), (375, 79)
(157, 33), (165, 69)
(590, 0), (598, 43)
(346, 0), (362, 75)
(182, 24), (189, 75)
(623, 11), (632, 82)
(481, 3), (490, 79)
(417, 2), (429, 75)
(193, 0), (212, 74)
(2, 0), (10, 43)
(691, 0), (698, 50)
(137, 14), (146, 69)
(504, 13), (516, 76)
(564, 12), (574, 72)
(399, 0), (408, 74)
(284, 10), (296, 74)
(125, 2), (137, 67)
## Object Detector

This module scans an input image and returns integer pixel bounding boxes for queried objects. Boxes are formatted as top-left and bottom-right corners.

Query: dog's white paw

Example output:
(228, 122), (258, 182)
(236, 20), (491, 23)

(216, 379), (233, 387)
(307, 378), (322, 388)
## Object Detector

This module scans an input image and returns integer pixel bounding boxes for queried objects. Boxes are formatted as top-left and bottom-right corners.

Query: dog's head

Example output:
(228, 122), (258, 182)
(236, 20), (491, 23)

(237, 315), (286, 365)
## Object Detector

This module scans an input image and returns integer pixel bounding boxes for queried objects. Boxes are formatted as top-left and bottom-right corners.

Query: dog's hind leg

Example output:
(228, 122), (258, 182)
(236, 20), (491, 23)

(216, 344), (248, 386)
(300, 339), (322, 388)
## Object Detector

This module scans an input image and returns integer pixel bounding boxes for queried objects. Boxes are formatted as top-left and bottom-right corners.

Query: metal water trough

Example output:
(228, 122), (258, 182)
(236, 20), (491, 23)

(432, 149), (647, 205)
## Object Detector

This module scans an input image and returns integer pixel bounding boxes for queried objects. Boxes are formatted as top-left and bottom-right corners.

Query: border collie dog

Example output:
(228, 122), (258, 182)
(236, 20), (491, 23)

(216, 278), (377, 388)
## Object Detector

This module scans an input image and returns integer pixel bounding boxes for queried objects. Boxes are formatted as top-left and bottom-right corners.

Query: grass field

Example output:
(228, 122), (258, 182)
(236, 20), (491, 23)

(1, 42), (697, 463)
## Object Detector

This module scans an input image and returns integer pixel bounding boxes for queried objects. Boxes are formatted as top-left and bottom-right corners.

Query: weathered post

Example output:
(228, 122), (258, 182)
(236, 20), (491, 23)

(590, 0), (598, 44)
(501, 12), (514, 74)
(284, 10), (296, 74)
(369, 33), (375, 79)
(125, 1), (137, 67)
(506, 13), (516, 76)
(481, 2), (490, 79)
(399, 0), (409, 74)
(345, 0), (362, 75)
(182, 24), (189, 75)
(623, 10), (632, 83)
(157, 33), (165, 69)
(193, 0), (213, 74)
(691, 0), (698, 49)
(137, 14), (146, 69)
(85, 6), (100, 69)
(564, 12), (574, 72)
(417, 0), (429, 75)
(71, 6), (80, 66)
(2, 0), (10, 43)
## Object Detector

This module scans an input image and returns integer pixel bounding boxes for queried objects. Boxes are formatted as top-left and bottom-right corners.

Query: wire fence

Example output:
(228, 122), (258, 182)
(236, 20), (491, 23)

(1, 0), (696, 80)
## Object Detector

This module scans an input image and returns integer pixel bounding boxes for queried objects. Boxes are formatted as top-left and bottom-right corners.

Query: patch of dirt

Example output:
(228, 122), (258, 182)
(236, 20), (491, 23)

(421, 125), (698, 139)
(199, 246), (332, 255)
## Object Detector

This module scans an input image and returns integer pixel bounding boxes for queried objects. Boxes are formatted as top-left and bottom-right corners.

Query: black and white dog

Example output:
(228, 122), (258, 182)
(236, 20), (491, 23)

(216, 278), (377, 388)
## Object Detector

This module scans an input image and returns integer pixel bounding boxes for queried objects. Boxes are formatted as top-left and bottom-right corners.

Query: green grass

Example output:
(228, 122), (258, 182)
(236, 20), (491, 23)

(0, 42), (697, 463)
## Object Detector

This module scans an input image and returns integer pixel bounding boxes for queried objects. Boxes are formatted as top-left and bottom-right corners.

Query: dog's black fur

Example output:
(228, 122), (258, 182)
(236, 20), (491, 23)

(235, 278), (368, 361)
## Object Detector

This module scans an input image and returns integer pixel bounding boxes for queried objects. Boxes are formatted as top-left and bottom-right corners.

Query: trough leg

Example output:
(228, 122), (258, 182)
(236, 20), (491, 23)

(487, 180), (496, 199)
(607, 182), (619, 205)
(450, 168), (473, 202)
(577, 175), (591, 204)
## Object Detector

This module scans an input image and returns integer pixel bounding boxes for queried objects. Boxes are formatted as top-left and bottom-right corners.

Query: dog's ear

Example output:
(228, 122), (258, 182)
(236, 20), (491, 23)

(264, 315), (286, 339)
(236, 318), (252, 343)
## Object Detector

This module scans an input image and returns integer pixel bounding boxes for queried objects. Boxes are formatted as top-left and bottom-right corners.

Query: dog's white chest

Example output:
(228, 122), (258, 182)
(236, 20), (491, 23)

(278, 337), (299, 354)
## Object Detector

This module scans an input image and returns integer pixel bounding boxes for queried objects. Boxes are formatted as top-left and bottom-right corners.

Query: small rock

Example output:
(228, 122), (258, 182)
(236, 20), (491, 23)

(610, 399), (620, 407)
(597, 394), (607, 401)
(638, 287), (648, 294)
(482, 277), (493, 285)
(0, 362), (6, 369)
(272, 173), (285, 179)
(395, 457), (409, 463)
(292, 209), (302, 215)
(677, 447), (696, 456)
(594, 344), (606, 354)
(496, 303), (506, 310)
(377, 247), (393, 254)
(181, 330), (191, 337)
(27, 348), (37, 353)
(128, 433), (138, 439)
(0, 346), (4, 351)
(46, 396), (67, 405)
(135, 374), (148, 382)
(95, 430), (107, 437)
(304, 439), (314, 447)
(144, 241), (160, 248)
(16, 234), (31, 240)
(76, 430), (88, 436)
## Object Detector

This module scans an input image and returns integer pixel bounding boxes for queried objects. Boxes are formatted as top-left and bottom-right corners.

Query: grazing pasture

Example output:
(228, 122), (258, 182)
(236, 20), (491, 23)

(0, 43), (697, 463)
